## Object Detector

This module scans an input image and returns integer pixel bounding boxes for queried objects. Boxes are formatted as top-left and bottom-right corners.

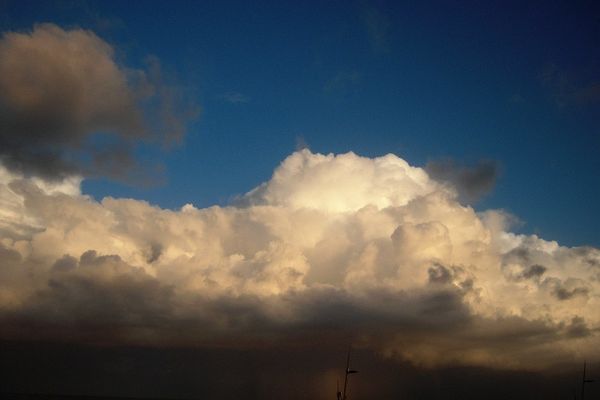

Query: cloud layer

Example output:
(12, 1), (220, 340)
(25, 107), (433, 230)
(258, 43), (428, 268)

(0, 24), (196, 181)
(0, 150), (598, 370)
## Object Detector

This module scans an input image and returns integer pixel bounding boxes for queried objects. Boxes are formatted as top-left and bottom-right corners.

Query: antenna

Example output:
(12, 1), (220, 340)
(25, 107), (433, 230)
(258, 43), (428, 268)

(581, 361), (596, 400)
(581, 361), (586, 400)
(341, 346), (358, 400)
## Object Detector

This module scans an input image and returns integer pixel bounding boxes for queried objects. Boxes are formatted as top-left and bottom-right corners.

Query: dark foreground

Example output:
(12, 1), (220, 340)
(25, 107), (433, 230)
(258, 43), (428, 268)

(1, 341), (598, 400)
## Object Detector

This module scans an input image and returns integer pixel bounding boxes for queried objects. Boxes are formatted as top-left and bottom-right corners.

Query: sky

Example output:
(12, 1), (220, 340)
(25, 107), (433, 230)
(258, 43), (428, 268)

(0, 1), (599, 399)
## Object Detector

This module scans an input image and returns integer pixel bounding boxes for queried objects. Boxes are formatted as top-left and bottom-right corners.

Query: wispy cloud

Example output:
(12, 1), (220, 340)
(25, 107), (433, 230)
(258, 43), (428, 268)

(540, 63), (600, 107)
(295, 135), (310, 151)
(219, 91), (250, 104)
(362, 5), (391, 53)
(324, 70), (361, 95)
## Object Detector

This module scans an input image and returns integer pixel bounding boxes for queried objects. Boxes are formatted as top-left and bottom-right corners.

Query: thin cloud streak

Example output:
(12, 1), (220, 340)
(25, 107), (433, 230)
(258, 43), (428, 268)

(362, 5), (391, 53)
(219, 91), (250, 104)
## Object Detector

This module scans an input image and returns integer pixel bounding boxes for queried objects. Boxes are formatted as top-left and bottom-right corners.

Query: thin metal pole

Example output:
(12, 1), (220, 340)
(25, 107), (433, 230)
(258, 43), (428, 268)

(581, 361), (586, 400)
(342, 346), (351, 400)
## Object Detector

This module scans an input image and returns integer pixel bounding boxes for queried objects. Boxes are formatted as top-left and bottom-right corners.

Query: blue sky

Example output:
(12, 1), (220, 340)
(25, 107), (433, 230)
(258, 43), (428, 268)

(2, 0), (599, 246)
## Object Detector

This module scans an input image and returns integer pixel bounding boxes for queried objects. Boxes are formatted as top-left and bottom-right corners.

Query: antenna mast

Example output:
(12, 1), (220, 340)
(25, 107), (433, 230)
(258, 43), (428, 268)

(581, 361), (586, 400)
(581, 361), (596, 400)
(341, 346), (358, 400)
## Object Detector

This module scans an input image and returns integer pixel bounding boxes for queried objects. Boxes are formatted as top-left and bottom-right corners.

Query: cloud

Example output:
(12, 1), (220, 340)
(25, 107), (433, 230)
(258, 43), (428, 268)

(0, 150), (598, 370)
(243, 150), (437, 212)
(324, 71), (361, 95)
(540, 63), (600, 107)
(425, 158), (499, 203)
(520, 264), (547, 280)
(219, 91), (250, 104)
(362, 5), (391, 53)
(0, 24), (197, 182)
(294, 135), (310, 151)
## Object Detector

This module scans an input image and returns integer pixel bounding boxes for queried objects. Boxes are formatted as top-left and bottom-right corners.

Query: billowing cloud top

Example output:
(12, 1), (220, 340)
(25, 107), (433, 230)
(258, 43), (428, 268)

(0, 150), (598, 370)
(244, 151), (439, 212)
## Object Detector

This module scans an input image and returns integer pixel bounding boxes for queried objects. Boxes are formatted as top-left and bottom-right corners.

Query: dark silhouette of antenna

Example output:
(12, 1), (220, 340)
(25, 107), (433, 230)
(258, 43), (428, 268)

(581, 361), (595, 400)
(340, 346), (358, 400)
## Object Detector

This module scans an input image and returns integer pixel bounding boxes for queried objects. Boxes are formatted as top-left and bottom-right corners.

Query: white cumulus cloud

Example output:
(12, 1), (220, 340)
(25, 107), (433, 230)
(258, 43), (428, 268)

(0, 150), (598, 370)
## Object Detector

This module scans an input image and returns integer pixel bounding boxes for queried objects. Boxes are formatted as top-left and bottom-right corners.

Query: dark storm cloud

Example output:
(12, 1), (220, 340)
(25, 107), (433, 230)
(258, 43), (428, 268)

(425, 158), (499, 204)
(0, 255), (472, 347)
(0, 250), (582, 374)
(0, 24), (197, 181)
(0, 241), (501, 360)
(2, 250), (176, 344)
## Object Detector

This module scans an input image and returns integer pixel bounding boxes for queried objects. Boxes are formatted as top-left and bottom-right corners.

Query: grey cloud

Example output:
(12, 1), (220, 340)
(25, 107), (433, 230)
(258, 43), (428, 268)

(0, 243), (21, 264)
(553, 285), (589, 301)
(521, 264), (547, 280)
(564, 316), (591, 338)
(573, 246), (600, 268)
(428, 263), (452, 284)
(425, 158), (499, 204)
(0, 264), (473, 348)
(142, 56), (200, 146)
(0, 24), (197, 182)
(146, 243), (163, 264)
(4, 250), (175, 344)
(540, 63), (600, 107)
(290, 286), (471, 333)
(504, 247), (531, 264)
(51, 254), (78, 273)
(540, 276), (590, 301)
